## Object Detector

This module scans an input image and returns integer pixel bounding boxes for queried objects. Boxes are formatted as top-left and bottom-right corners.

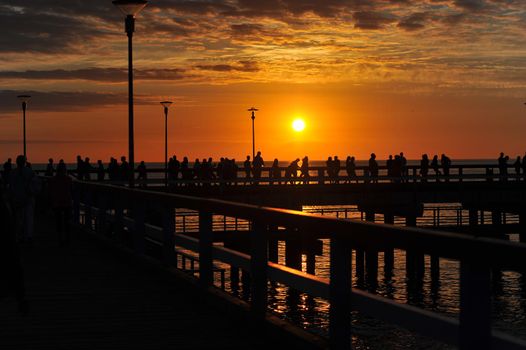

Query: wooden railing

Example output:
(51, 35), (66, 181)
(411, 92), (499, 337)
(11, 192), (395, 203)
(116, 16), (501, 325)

(72, 180), (526, 350)
(38, 163), (525, 186)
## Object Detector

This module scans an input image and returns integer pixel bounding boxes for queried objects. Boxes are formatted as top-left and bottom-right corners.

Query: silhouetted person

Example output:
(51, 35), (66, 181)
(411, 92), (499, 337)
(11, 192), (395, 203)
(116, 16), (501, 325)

(108, 158), (118, 181)
(441, 154), (451, 181)
(420, 154), (429, 182)
(345, 156), (356, 183)
(368, 153), (378, 183)
(393, 155), (402, 182)
(252, 151), (264, 180)
(270, 159), (281, 184)
(193, 158), (201, 180)
(326, 157), (334, 182)
(333, 156), (341, 183)
(45, 158), (54, 177)
(285, 158), (300, 184)
(243, 156), (251, 179)
(181, 157), (191, 181)
(48, 165), (72, 246)
(120, 156), (129, 182)
(431, 155), (440, 181)
(3, 157), (12, 183)
(97, 160), (105, 181)
(8, 155), (37, 244)
(0, 186), (28, 314)
(386, 155), (394, 178)
(400, 152), (407, 182)
(300, 156), (309, 184)
(137, 161), (147, 187)
(522, 153), (526, 181)
(76, 155), (84, 179)
(57, 159), (67, 174)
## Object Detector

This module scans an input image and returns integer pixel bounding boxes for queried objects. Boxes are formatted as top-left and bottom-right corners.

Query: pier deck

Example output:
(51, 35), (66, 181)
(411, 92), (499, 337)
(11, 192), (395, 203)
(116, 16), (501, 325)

(0, 213), (304, 350)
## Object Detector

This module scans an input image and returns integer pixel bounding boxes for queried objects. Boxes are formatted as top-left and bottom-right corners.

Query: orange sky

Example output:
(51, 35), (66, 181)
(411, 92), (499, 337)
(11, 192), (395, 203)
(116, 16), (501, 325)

(0, 1), (525, 162)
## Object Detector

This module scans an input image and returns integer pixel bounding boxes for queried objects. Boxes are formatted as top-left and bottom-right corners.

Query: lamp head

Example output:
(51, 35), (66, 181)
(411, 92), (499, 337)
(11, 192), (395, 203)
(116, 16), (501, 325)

(160, 101), (173, 109)
(112, 0), (148, 17)
(17, 95), (31, 104)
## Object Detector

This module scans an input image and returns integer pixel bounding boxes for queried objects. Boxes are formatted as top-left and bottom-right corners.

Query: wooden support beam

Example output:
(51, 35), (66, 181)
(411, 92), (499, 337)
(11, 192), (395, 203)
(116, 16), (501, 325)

(199, 210), (213, 288)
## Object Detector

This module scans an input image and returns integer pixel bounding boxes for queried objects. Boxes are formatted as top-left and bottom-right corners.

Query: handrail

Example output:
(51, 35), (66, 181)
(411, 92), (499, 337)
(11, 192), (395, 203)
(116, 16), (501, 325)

(71, 179), (526, 349)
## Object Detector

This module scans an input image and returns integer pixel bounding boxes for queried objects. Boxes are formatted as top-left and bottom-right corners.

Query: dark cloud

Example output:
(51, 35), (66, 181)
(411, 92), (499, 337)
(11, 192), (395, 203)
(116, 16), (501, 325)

(0, 68), (188, 82)
(453, 0), (487, 11)
(354, 11), (397, 30)
(195, 61), (259, 72)
(0, 90), (151, 113)
(398, 12), (429, 31)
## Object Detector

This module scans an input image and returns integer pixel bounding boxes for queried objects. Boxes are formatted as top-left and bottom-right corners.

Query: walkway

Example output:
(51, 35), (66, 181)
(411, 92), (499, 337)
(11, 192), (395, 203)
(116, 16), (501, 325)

(0, 212), (301, 350)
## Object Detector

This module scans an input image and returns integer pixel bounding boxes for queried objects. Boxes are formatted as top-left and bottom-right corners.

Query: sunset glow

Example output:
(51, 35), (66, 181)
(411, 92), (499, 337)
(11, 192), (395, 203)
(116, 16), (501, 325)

(292, 119), (306, 132)
(0, 1), (525, 162)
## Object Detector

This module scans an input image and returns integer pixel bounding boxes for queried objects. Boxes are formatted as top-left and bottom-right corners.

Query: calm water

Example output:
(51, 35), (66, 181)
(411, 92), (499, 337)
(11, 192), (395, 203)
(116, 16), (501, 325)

(177, 205), (526, 349)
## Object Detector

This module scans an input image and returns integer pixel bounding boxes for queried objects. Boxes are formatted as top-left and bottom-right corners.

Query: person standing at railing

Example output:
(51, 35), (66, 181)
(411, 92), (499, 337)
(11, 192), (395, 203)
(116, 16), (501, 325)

(431, 155), (441, 182)
(345, 156), (357, 183)
(513, 156), (521, 181)
(393, 155), (402, 183)
(48, 165), (72, 246)
(137, 161), (147, 187)
(498, 152), (508, 182)
(386, 155), (394, 179)
(57, 159), (67, 174)
(285, 158), (300, 184)
(252, 151), (264, 181)
(270, 158), (281, 185)
(8, 155), (38, 245)
(3, 158), (12, 184)
(120, 156), (130, 183)
(420, 154), (429, 182)
(243, 156), (251, 180)
(326, 156), (334, 182)
(300, 156), (309, 184)
(369, 153), (379, 183)
(400, 152), (408, 182)
(44, 158), (54, 177)
(333, 156), (341, 183)
(441, 154), (451, 182)
(84, 157), (92, 181)
(75, 155), (84, 180)
(108, 158), (118, 181)
(522, 154), (526, 182)
(96, 160), (105, 182)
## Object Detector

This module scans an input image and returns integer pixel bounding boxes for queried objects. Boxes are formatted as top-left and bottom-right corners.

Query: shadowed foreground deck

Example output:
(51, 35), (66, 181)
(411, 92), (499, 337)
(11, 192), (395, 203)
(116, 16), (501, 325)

(0, 213), (309, 350)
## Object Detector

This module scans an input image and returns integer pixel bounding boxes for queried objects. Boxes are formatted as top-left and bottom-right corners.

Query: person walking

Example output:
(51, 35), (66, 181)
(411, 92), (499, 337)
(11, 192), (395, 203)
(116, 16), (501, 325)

(48, 165), (72, 246)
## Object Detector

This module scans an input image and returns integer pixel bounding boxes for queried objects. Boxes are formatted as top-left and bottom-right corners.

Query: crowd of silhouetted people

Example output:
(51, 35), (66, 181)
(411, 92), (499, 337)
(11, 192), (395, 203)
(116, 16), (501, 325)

(8, 152), (526, 186)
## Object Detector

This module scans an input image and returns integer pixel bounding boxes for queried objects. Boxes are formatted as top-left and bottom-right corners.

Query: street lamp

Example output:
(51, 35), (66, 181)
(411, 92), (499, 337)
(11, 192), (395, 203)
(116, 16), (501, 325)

(160, 101), (173, 187)
(112, 0), (148, 187)
(248, 107), (258, 160)
(17, 95), (31, 159)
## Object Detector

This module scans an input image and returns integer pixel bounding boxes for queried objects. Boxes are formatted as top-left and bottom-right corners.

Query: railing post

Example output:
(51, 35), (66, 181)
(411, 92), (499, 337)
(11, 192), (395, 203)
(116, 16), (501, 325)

(73, 185), (81, 225)
(459, 259), (491, 350)
(97, 195), (107, 234)
(199, 210), (213, 288)
(82, 190), (92, 229)
(133, 201), (145, 254)
(114, 199), (124, 241)
(250, 221), (268, 319)
(162, 206), (176, 265)
(329, 234), (352, 350)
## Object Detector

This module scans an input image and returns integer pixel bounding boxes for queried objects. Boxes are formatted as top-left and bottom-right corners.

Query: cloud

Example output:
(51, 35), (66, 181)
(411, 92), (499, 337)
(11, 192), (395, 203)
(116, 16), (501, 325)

(398, 12), (430, 31)
(354, 11), (397, 29)
(0, 68), (189, 82)
(0, 90), (129, 113)
(195, 61), (259, 72)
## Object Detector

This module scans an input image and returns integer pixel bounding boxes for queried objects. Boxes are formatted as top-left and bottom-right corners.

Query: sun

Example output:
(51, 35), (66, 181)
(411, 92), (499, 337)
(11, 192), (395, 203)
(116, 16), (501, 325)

(292, 118), (306, 132)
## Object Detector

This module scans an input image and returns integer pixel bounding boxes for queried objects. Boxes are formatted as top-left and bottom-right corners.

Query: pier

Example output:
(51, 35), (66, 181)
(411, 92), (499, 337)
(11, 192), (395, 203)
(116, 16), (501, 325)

(5, 174), (526, 349)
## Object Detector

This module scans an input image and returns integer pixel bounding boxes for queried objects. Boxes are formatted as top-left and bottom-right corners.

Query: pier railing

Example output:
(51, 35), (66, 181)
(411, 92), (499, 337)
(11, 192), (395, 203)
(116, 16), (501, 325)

(41, 163), (526, 186)
(72, 180), (526, 350)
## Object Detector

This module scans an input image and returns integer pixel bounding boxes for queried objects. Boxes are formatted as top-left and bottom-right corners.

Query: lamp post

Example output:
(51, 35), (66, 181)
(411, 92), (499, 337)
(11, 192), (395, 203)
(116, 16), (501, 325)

(17, 95), (31, 159)
(160, 101), (173, 187)
(248, 107), (258, 160)
(112, 0), (148, 187)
